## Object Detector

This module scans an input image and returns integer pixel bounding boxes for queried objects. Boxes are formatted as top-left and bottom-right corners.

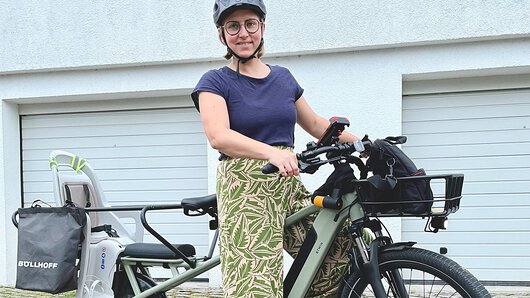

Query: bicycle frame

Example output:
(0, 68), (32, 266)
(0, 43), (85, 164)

(71, 172), (463, 298)
(49, 150), (377, 297)
(116, 191), (366, 298)
(48, 129), (469, 297)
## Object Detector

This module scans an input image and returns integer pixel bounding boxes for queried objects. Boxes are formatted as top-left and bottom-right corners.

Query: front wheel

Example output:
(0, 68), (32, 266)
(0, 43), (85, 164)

(340, 247), (490, 298)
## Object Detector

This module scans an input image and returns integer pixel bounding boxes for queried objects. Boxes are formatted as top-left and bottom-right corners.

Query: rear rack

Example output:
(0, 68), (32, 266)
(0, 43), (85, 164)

(354, 174), (464, 218)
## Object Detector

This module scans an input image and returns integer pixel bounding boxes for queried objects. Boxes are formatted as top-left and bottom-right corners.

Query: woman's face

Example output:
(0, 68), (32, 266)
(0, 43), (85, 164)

(218, 9), (265, 58)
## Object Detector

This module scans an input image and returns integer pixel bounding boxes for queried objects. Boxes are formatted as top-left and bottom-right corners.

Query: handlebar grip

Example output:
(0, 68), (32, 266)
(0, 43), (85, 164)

(312, 195), (343, 210)
(262, 163), (279, 174)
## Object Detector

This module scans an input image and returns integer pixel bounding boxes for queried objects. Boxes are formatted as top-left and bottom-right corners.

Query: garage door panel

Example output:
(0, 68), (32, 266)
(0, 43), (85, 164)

(404, 143), (530, 158)
(403, 103), (530, 122)
(23, 144), (207, 160)
(142, 237), (210, 259)
(403, 231), (530, 244)
(145, 212), (210, 224)
(403, 88), (530, 282)
(403, 116), (530, 134)
(105, 190), (209, 203)
(95, 167), (207, 181)
(23, 121), (204, 139)
(415, 156), (530, 171)
(455, 193), (530, 207)
(403, 209), (524, 222)
(22, 179), (208, 200)
(143, 234), (207, 247)
(23, 181), (55, 194)
(148, 224), (207, 235)
(23, 109), (199, 128)
(23, 133), (207, 149)
(403, 90), (530, 109)
(23, 156), (208, 171)
(462, 181), (530, 194)
(404, 218), (530, 231)
(25, 167), (207, 182)
(92, 156), (208, 170)
(467, 269), (530, 282)
(426, 168), (530, 182)
(21, 107), (209, 279)
(419, 244), (530, 257)
(99, 179), (207, 192)
(404, 130), (530, 147)
(23, 175), (207, 193)
(452, 257), (530, 270)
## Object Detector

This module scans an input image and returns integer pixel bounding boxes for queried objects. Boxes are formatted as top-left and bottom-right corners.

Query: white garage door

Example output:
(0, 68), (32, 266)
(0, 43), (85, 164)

(402, 87), (530, 282)
(20, 107), (211, 259)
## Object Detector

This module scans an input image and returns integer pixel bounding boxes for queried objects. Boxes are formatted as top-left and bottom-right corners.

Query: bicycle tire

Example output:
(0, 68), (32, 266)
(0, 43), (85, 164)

(113, 271), (167, 298)
(340, 247), (491, 298)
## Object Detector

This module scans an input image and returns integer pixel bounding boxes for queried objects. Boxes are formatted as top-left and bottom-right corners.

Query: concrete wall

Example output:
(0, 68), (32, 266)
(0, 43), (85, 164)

(1, 0), (530, 287)
(1, 0), (529, 73)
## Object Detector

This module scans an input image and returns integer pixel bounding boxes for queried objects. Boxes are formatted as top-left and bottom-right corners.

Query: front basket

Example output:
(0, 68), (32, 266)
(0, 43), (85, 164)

(354, 174), (464, 217)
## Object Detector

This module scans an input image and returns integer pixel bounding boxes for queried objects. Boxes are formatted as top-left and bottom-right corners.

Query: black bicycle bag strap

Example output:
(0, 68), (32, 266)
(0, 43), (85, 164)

(382, 136), (407, 145)
(367, 174), (397, 191)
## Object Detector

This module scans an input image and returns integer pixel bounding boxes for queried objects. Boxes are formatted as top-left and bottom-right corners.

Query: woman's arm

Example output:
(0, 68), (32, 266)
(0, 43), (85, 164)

(198, 91), (299, 176)
(295, 96), (359, 143)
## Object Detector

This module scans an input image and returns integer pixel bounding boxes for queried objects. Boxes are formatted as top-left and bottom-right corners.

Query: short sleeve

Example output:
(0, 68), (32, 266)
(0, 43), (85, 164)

(284, 68), (304, 101)
(191, 70), (226, 112)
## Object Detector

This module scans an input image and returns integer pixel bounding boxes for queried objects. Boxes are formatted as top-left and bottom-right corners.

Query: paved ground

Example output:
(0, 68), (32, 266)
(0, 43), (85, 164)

(0, 286), (223, 298)
(1, 285), (529, 297)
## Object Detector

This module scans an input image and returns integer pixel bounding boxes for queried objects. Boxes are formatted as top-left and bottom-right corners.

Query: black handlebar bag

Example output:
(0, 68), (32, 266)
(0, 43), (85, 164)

(14, 205), (86, 294)
(364, 137), (433, 214)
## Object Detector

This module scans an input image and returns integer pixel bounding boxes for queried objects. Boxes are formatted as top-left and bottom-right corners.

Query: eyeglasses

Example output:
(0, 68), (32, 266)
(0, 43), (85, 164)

(222, 19), (262, 36)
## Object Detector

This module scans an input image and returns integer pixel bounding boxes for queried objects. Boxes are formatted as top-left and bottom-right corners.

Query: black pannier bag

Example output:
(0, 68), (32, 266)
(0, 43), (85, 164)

(14, 202), (86, 294)
(361, 136), (433, 214)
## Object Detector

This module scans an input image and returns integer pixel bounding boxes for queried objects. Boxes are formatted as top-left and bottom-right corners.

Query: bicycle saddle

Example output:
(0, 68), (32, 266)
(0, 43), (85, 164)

(182, 194), (217, 217)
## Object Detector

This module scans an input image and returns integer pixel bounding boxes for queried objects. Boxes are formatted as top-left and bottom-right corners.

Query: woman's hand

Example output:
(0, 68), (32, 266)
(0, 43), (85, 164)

(268, 148), (299, 177)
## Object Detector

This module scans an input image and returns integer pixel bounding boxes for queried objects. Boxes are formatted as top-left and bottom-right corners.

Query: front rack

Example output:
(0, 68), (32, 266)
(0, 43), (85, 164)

(354, 174), (464, 218)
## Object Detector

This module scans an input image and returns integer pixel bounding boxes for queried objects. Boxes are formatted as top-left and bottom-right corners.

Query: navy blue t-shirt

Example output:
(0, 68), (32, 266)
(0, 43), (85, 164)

(191, 65), (304, 148)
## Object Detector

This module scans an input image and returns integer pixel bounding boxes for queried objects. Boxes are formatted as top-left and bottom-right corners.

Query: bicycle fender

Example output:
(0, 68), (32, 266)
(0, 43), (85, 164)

(379, 241), (416, 253)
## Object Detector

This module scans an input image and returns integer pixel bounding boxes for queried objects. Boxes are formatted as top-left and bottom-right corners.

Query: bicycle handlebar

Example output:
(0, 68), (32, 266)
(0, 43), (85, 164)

(262, 138), (372, 175)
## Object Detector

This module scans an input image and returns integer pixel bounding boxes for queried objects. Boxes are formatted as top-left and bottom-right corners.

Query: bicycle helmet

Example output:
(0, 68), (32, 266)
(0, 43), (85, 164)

(213, 0), (267, 71)
(213, 0), (266, 27)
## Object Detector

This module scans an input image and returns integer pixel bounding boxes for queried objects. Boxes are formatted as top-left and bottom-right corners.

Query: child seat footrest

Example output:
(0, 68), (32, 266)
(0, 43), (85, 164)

(123, 243), (196, 259)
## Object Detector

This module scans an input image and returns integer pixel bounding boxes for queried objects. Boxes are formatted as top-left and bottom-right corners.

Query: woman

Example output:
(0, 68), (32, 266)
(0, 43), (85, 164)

(191, 1), (362, 296)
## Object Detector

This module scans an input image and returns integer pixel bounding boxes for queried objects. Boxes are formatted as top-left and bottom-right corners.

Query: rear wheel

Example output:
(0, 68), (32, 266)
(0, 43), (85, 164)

(113, 271), (167, 298)
(340, 247), (490, 298)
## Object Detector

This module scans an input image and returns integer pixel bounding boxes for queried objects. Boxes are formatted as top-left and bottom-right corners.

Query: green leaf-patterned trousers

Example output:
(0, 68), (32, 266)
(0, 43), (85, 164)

(217, 154), (352, 297)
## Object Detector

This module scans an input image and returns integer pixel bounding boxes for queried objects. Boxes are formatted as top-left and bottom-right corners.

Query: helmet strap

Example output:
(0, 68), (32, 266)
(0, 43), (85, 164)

(221, 31), (264, 74)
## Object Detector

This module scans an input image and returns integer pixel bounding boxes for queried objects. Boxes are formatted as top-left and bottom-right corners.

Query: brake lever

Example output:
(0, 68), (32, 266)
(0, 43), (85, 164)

(299, 159), (329, 174)
(299, 160), (315, 174)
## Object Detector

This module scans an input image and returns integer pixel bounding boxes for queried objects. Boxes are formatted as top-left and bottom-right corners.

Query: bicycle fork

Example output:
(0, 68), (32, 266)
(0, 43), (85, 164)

(350, 221), (409, 298)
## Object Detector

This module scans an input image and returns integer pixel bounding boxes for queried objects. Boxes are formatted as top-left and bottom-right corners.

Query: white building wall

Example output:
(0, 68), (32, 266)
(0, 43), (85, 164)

(1, 0), (529, 73)
(1, 0), (530, 287)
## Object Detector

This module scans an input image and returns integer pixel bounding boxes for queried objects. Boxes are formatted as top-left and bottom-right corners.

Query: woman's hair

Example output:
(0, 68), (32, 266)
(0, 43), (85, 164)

(224, 46), (264, 60)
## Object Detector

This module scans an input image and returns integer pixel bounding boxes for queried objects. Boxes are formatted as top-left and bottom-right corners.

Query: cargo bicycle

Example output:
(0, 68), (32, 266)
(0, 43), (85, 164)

(15, 118), (490, 297)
